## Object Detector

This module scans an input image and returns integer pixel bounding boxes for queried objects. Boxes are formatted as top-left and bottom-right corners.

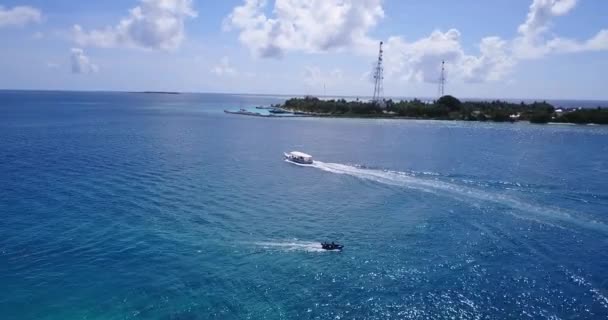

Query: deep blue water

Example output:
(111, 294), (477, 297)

(1, 91), (608, 319)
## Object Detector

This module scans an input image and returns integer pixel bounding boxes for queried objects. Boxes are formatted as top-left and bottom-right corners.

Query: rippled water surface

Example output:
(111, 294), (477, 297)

(1, 91), (608, 319)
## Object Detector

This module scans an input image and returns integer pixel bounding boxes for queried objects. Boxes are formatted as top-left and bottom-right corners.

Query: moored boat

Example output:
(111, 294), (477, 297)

(269, 108), (290, 114)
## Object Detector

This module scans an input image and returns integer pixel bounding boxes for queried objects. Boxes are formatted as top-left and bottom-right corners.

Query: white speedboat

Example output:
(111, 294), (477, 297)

(284, 151), (313, 165)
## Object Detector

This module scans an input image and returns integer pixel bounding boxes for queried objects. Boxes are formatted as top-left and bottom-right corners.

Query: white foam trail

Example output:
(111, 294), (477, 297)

(310, 161), (608, 234)
(564, 268), (608, 310)
(284, 159), (314, 167)
(254, 241), (328, 252)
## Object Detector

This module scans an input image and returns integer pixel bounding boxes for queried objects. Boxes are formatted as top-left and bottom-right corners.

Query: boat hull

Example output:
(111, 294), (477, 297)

(321, 243), (344, 251)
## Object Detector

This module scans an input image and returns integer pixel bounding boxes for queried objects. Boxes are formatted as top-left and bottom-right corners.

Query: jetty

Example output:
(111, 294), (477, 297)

(224, 107), (313, 118)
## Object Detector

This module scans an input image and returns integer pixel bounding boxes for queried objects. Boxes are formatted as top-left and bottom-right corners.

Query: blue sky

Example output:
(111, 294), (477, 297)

(0, 0), (607, 99)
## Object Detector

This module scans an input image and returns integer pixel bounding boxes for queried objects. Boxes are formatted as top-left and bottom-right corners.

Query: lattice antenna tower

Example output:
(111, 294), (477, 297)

(438, 60), (446, 98)
(372, 41), (385, 106)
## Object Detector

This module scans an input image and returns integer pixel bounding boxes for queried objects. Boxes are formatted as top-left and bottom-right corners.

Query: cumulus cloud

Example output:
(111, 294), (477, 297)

(210, 57), (237, 76)
(506, 0), (606, 59)
(223, 0), (607, 85)
(513, 0), (579, 58)
(508, 0), (608, 60)
(383, 0), (606, 84)
(586, 30), (608, 51)
(0, 5), (41, 27)
(466, 37), (516, 82)
(545, 30), (608, 53)
(384, 30), (515, 84)
(385, 30), (461, 83)
(73, 0), (197, 50)
(224, 0), (384, 58)
(224, 0), (515, 82)
(518, 0), (577, 37)
(70, 48), (99, 74)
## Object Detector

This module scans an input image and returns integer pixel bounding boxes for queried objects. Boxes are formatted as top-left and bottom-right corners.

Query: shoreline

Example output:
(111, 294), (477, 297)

(223, 110), (312, 118)
(274, 96), (608, 125)
(224, 109), (608, 126)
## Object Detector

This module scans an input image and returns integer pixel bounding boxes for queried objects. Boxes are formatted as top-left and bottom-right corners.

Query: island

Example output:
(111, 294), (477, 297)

(139, 91), (180, 95)
(273, 96), (608, 125)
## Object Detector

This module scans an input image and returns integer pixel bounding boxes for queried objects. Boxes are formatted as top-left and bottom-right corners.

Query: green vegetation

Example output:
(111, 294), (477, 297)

(280, 96), (608, 125)
(552, 107), (608, 124)
(282, 97), (384, 116)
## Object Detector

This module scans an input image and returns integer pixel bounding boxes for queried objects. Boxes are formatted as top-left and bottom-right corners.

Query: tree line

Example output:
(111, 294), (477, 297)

(280, 96), (608, 124)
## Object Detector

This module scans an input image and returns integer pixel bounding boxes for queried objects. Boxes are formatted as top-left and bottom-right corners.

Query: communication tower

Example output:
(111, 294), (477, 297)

(438, 60), (446, 98)
(372, 41), (385, 106)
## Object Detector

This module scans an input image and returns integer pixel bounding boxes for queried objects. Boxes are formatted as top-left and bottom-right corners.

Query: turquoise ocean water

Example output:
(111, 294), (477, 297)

(1, 91), (607, 319)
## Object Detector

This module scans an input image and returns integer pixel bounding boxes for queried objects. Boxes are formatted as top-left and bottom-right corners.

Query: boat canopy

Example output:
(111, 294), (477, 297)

(289, 151), (312, 160)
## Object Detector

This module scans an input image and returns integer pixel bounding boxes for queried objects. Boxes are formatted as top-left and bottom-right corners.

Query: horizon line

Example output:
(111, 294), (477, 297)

(1, 88), (607, 103)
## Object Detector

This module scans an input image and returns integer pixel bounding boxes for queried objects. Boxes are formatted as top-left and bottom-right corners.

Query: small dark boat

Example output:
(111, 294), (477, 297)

(321, 242), (343, 251)
(269, 108), (289, 114)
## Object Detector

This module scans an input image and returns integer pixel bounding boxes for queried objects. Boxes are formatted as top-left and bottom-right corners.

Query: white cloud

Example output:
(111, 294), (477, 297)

(223, 0), (606, 85)
(385, 30), (461, 83)
(224, 0), (384, 58)
(513, 0), (579, 58)
(510, 0), (608, 59)
(383, 0), (607, 84)
(384, 30), (515, 84)
(70, 48), (99, 74)
(224, 0), (517, 83)
(0, 5), (41, 27)
(210, 57), (237, 76)
(73, 0), (197, 50)
(586, 29), (608, 51)
(461, 37), (516, 82)
(546, 29), (608, 53)
(518, 0), (577, 37)
(47, 62), (60, 69)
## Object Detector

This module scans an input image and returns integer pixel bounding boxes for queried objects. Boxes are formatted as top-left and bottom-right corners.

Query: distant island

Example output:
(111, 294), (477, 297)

(140, 91), (180, 95)
(277, 96), (608, 125)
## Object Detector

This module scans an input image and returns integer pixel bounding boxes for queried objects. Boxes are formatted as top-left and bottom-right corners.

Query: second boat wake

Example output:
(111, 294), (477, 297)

(308, 161), (607, 234)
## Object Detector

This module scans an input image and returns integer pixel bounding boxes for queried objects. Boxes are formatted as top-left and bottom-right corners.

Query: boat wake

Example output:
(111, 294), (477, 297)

(309, 161), (608, 234)
(253, 240), (328, 252)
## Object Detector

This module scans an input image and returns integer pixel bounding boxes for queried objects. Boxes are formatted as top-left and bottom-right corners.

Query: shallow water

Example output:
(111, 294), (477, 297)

(1, 91), (607, 319)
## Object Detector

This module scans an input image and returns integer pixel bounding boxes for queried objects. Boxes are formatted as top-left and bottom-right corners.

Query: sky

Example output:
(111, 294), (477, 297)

(0, 0), (607, 100)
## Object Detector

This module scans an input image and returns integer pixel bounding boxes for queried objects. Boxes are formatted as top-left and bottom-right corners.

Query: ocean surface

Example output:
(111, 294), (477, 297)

(1, 90), (607, 320)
